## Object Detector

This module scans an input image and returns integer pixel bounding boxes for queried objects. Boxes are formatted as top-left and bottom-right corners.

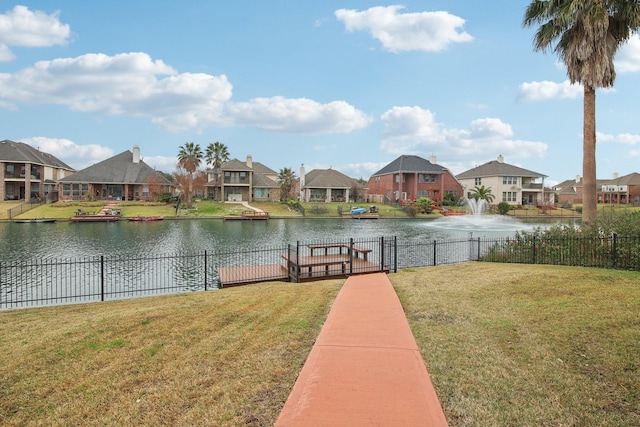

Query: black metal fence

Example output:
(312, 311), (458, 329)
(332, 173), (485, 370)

(2, 234), (639, 309)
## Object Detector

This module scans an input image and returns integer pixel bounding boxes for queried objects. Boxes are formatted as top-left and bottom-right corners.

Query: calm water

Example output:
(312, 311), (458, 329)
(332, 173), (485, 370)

(0, 216), (546, 262)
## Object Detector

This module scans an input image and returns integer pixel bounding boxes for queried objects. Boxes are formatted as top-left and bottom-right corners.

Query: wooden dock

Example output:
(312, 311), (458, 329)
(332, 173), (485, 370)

(217, 254), (384, 288)
(224, 210), (269, 220)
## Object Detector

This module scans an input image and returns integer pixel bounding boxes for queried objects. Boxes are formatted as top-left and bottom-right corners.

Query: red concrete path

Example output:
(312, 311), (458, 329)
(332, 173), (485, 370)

(275, 272), (448, 426)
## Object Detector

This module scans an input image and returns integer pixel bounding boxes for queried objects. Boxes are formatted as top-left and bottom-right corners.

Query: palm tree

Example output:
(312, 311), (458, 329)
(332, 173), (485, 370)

(205, 141), (230, 201)
(277, 167), (297, 201)
(468, 185), (495, 203)
(177, 142), (204, 208)
(523, 0), (640, 224)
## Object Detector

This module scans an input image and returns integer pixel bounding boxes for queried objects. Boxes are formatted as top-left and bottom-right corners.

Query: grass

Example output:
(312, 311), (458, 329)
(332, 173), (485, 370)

(0, 280), (342, 426)
(391, 263), (640, 426)
(1, 264), (639, 425)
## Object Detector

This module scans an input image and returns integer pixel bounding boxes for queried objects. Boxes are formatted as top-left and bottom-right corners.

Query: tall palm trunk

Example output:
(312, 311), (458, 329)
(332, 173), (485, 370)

(582, 85), (597, 224)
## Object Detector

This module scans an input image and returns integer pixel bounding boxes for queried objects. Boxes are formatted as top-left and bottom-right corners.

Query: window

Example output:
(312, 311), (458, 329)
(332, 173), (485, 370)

(255, 188), (266, 198)
(142, 186), (149, 197)
(475, 178), (482, 186)
(62, 183), (71, 196)
(5, 164), (13, 174)
(395, 174), (400, 183)
(503, 176), (517, 185)
(502, 192), (517, 202)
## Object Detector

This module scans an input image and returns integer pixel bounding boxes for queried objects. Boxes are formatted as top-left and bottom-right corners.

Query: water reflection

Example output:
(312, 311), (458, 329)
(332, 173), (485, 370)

(0, 217), (546, 262)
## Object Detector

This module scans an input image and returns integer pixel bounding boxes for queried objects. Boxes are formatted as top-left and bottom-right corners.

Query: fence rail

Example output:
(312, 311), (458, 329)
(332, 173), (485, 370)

(2, 234), (639, 309)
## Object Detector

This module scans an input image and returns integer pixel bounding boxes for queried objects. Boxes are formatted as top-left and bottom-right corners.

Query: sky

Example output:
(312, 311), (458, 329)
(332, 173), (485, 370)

(2, 1), (640, 187)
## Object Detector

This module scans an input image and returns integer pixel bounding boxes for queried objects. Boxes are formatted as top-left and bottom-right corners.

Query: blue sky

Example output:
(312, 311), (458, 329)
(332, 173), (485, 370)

(2, 1), (640, 186)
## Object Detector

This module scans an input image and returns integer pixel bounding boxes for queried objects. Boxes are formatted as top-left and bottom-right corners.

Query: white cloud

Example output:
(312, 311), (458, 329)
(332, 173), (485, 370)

(615, 34), (640, 73)
(0, 52), (234, 132)
(380, 105), (547, 162)
(0, 51), (370, 134)
(226, 96), (372, 134)
(140, 155), (178, 173)
(597, 131), (640, 145)
(518, 80), (582, 101)
(0, 5), (70, 61)
(22, 137), (113, 170)
(339, 161), (388, 179)
(335, 5), (472, 52)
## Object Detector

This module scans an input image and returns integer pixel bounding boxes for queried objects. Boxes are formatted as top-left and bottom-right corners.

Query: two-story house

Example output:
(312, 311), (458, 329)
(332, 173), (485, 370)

(456, 155), (550, 206)
(597, 172), (640, 205)
(209, 155), (280, 202)
(366, 155), (462, 204)
(0, 140), (74, 201)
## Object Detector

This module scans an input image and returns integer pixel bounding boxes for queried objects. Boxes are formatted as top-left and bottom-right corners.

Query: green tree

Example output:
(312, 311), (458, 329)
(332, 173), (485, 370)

(523, 0), (640, 224)
(468, 185), (495, 204)
(177, 142), (203, 208)
(205, 141), (230, 201)
(277, 167), (297, 201)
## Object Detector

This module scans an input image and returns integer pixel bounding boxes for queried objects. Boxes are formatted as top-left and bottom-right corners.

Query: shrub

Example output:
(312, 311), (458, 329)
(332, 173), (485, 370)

(416, 197), (433, 214)
(496, 201), (511, 215)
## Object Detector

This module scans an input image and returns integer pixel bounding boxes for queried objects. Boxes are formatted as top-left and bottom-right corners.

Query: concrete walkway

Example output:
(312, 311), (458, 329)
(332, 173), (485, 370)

(275, 272), (448, 426)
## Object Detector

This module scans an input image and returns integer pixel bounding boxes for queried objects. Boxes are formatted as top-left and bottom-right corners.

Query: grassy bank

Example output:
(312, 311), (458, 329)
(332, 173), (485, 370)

(0, 280), (342, 426)
(392, 263), (640, 426)
(1, 264), (639, 425)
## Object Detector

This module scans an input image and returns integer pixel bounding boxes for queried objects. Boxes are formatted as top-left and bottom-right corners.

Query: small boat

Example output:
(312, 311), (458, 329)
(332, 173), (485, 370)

(128, 216), (165, 222)
(349, 207), (367, 214)
(14, 218), (57, 224)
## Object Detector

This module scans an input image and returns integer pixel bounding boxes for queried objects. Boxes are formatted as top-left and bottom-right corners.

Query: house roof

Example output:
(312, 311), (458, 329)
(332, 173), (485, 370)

(250, 162), (279, 188)
(304, 169), (357, 188)
(221, 158), (252, 171)
(372, 155), (445, 176)
(602, 172), (640, 186)
(456, 160), (546, 180)
(0, 139), (74, 170)
(207, 158), (278, 188)
(59, 150), (171, 185)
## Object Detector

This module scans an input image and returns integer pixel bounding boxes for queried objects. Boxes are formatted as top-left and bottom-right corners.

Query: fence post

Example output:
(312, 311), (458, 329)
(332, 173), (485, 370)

(204, 250), (208, 291)
(100, 255), (105, 302)
(393, 236), (398, 273)
(380, 236), (385, 272)
(532, 236), (537, 264)
(433, 240), (437, 266)
(295, 241), (300, 283)
(349, 238), (354, 275)
(611, 232), (617, 267)
(477, 237), (481, 260)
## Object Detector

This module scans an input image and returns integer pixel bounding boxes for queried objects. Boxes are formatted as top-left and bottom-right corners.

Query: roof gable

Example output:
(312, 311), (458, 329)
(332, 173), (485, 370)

(0, 140), (74, 170)
(372, 155), (445, 176)
(304, 169), (357, 188)
(59, 150), (171, 185)
(456, 160), (546, 180)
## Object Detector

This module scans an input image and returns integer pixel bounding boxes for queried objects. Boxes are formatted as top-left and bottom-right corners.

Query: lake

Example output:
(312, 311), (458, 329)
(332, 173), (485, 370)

(0, 216), (547, 262)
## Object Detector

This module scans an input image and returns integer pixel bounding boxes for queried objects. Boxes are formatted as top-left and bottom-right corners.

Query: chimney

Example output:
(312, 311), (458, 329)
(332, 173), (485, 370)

(429, 154), (436, 164)
(613, 172), (619, 179)
(133, 145), (141, 164)
(246, 154), (252, 168)
(300, 163), (306, 188)
(576, 175), (581, 183)
(497, 155), (504, 163)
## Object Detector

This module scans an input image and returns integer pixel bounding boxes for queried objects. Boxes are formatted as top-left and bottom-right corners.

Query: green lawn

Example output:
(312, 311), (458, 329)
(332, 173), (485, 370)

(1, 264), (638, 426)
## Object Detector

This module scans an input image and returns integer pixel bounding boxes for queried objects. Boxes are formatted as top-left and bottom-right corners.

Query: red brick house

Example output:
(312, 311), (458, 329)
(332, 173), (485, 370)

(366, 155), (462, 204)
(597, 172), (640, 205)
